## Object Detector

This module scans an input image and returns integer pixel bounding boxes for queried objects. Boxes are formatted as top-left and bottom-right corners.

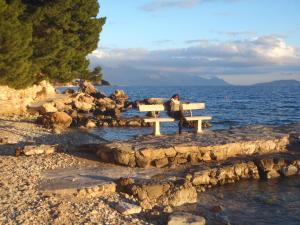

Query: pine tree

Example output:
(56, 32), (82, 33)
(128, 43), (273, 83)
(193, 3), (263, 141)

(0, 0), (105, 88)
(82, 66), (103, 82)
(23, 0), (106, 83)
(0, 0), (34, 89)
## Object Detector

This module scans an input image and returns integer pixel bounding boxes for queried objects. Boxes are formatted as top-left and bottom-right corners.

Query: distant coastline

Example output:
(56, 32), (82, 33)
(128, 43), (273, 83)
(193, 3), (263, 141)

(54, 79), (111, 88)
(54, 78), (300, 87)
(252, 79), (300, 86)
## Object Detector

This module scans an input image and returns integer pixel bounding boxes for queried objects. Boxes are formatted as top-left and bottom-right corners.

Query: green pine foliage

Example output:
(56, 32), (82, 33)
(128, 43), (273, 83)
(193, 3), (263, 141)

(0, 0), (34, 89)
(82, 66), (103, 82)
(0, 0), (105, 89)
(24, 0), (106, 84)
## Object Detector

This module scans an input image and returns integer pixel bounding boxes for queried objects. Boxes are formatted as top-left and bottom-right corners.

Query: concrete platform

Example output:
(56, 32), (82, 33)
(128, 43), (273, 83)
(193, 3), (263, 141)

(95, 123), (300, 168)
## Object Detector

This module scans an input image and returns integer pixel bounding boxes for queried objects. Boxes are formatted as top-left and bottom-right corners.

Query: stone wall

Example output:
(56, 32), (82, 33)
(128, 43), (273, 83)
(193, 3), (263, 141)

(97, 136), (290, 168)
(117, 154), (300, 209)
(0, 81), (56, 115)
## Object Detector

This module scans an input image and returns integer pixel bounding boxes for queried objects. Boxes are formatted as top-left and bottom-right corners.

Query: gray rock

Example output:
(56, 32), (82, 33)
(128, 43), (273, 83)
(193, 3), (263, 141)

(38, 111), (72, 129)
(168, 186), (198, 207)
(168, 212), (206, 225)
(22, 144), (57, 156)
(266, 170), (281, 179)
(74, 101), (93, 112)
(79, 80), (97, 95)
(114, 201), (142, 215)
(40, 102), (57, 114)
(281, 165), (298, 176)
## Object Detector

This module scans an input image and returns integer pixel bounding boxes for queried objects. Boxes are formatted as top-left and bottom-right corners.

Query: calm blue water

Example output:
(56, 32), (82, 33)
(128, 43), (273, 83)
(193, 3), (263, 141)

(91, 85), (300, 140)
(180, 176), (300, 225)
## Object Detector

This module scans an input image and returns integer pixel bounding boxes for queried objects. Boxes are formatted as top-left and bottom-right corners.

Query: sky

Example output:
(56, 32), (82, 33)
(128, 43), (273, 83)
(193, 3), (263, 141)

(89, 0), (300, 85)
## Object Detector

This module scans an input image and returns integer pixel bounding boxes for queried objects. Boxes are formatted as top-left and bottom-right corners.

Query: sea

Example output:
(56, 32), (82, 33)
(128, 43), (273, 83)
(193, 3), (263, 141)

(88, 85), (300, 141)
(184, 176), (300, 225)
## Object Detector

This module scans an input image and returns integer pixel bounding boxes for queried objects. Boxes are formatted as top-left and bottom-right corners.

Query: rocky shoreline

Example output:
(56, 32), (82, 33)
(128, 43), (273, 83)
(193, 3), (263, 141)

(25, 81), (211, 133)
(0, 114), (299, 224)
(0, 81), (300, 224)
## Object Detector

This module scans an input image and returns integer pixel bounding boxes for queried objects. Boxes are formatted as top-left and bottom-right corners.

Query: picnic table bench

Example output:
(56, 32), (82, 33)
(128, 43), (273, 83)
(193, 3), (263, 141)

(138, 102), (212, 136)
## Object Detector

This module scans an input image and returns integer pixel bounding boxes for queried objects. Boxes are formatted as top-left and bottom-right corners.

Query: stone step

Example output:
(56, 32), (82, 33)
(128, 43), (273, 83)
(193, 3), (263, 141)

(94, 124), (300, 168)
(116, 152), (300, 209)
(39, 167), (117, 198)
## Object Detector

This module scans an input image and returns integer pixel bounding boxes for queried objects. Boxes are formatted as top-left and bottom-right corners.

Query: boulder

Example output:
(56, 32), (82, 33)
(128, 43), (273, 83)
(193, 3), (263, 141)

(93, 91), (107, 99)
(107, 108), (121, 118)
(126, 119), (141, 127)
(0, 80), (56, 115)
(192, 171), (211, 186)
(168, 186), (198, 207)
(54, 101), (67, 112)
(78, 95), (94, 104)
(35, 80), (56, 99)
(143, 183), (171, 200)
(168, 212), (206, 225)
(281, 165), (298, 177)
(79, 80), (97, 95)
(110, 90), (128, 101)
(155, 158), (169, 168)
(38, 111), (72, 129)
(114, 201), (142, 215)
(40, 102), (57, 114)
(74, 101), (93, 112)
(85, 119), (97, 129)
(266, 170), (281, 179)
(20, 144), (58, 156)
(96, 97), (115, 109)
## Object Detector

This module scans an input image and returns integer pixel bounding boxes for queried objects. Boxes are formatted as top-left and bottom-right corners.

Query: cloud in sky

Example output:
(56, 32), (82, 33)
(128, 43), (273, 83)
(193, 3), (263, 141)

(141, 0), (200, 11)
(185, 39), (218, 44)
(216, 31), (257, 37)
(140, 0), (239, 12)
(89, 36), (300, 84)
(153, 39), (173, 45)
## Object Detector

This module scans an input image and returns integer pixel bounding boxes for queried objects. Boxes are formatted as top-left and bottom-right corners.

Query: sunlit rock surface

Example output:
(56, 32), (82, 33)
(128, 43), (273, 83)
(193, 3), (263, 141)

(0, 81), (56, 115)
(96, 123), (300, 168)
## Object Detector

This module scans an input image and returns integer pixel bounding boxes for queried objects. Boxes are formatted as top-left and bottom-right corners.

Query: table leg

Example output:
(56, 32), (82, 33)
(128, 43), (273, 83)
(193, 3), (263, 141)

(196, 120), (203, 133)
(153, 121), (161, 136)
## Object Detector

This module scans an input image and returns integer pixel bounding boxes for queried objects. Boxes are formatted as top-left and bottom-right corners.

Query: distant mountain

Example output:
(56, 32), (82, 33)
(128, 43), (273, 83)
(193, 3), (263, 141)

(101, 66), (230, 86)
(253, 79), (300, 86)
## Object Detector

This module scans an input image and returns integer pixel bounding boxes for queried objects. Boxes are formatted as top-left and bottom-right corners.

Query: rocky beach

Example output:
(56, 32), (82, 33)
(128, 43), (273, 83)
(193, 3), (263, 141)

(0, 81), (300, 225)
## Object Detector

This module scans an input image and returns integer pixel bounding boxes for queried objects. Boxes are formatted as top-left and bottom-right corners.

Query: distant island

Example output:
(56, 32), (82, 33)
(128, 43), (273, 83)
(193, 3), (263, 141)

(93, 79), (111, 86)
(253, 79), (300, 86)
